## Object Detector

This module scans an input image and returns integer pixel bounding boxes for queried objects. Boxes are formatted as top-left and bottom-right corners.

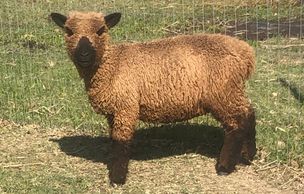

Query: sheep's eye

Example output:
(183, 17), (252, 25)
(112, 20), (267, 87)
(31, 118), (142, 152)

(96, 26), (105, 36)
(65, 27), (73, 37)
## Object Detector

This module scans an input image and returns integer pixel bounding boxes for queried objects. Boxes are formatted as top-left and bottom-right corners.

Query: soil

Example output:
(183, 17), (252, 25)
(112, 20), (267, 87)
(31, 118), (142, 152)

(225, 20), (304, 41)
(0, 120), (303, 193)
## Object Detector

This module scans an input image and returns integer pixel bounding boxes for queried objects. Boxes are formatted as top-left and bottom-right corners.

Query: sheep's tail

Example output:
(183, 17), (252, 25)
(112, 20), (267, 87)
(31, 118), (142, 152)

(240, 43), (256, 80)
(246, 49), (255, 80)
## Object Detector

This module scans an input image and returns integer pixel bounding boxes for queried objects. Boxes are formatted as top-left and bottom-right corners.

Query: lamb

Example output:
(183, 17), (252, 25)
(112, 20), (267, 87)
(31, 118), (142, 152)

(50, 11), (257, 185)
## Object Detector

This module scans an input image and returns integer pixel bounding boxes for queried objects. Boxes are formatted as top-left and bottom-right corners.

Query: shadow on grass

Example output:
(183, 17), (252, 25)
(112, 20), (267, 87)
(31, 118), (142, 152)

(278, 77), (304, 104)
(50, 124), (224, 164)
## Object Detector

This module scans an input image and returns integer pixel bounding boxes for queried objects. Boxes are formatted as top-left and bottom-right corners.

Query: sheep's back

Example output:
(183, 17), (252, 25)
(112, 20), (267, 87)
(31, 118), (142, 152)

(110, 34), (255, 123)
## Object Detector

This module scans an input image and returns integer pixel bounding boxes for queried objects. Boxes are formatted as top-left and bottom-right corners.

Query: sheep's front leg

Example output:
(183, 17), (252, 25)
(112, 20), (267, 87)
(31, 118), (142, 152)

(209, 94), (256, 175)
(240, 106), (256, 165)
(107, 110), (138, 185)
(216, 107), (256, 175)
(109, 139), (131, 185)
(216, 127), (244, 175)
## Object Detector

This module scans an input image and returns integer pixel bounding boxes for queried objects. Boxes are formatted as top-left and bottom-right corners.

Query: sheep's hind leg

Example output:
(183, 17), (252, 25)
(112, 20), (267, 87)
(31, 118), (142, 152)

(107, 111), (137, 185)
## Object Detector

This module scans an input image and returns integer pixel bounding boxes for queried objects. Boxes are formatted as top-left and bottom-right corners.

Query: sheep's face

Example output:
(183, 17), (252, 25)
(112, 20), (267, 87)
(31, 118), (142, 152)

(50, 12), (121, 68)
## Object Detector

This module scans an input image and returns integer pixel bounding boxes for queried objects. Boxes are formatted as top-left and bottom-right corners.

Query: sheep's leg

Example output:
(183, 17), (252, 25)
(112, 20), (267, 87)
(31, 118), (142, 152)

(107, 110), (137, 185)
(216, 125), (244, 175)
(239, 105), (256, 165)
(210, 96), (256, 175)
(108, 140), (131, 185)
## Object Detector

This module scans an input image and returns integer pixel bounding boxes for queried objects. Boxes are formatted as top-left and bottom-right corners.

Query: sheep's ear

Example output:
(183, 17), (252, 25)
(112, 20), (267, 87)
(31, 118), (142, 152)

(104, 12), (121, 29)
(50, 13), (67, 28)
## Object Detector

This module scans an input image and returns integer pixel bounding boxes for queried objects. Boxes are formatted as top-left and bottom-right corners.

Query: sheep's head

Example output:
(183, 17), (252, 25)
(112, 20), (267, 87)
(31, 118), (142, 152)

(50, 11), (121, 68)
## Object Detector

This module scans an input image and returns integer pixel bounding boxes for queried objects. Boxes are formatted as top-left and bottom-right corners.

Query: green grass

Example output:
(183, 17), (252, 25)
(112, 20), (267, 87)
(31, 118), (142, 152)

(249, 39), (304, 167)
(0, 0), (304, 192)
(0, 169), (91, 193)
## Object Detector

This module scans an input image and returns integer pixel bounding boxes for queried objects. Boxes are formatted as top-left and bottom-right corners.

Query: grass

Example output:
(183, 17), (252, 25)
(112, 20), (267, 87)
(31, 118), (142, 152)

(250, 38), (304, 167)
(0, 0), (304, 192)
(0, 169), (91, 193)
(0, 125), (101, 193)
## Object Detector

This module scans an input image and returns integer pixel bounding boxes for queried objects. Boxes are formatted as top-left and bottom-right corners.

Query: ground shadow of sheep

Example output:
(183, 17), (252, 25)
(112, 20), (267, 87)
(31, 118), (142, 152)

(278, 77), (304, 104)
(50, 124), (224, 164)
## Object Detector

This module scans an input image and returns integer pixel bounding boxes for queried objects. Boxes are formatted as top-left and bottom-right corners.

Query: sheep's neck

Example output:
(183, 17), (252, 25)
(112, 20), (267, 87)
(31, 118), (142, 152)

(81, 45), (117, 115)
(82, 46), (115, 91)
(81, 46), (118, 115)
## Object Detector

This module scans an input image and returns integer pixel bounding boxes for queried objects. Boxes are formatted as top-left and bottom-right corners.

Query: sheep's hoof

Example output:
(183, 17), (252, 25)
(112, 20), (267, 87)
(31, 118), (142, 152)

(239, 155), (252, 165)
(109, 163), (128, 185)
(240, 142), (256, 165)
(216, 163), (234, 176)
(108, 159), (128, 185)
(217, 171), (229, 176)
(109, 173), (127, 185)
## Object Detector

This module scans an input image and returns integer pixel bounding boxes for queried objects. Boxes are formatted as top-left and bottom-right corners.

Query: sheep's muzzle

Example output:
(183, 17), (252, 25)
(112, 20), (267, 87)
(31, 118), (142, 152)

(74, 37), (96, 68)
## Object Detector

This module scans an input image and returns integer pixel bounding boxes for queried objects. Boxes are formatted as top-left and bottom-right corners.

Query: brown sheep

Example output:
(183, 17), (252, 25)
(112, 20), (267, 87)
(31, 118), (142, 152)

(50, 11), (256, 185)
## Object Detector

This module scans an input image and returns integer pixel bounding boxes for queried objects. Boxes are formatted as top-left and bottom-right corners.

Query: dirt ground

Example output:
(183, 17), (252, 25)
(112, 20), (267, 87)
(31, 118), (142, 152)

(0, 120), (303, 193)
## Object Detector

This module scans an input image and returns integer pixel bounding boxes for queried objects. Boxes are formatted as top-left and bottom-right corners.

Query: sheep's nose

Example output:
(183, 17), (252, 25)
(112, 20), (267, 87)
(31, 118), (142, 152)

(77, 37), (93, 53)
(80, 51), (89, 56)
(75, 36), (96, 67)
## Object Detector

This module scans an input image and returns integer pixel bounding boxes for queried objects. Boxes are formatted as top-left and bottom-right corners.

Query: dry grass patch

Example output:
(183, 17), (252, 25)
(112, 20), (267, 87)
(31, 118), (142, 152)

(0, 120), (303, 193)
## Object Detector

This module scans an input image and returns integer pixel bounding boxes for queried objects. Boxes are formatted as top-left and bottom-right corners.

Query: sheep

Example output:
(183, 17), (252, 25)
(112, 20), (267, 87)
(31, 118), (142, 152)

(50, 11), (257, 185)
